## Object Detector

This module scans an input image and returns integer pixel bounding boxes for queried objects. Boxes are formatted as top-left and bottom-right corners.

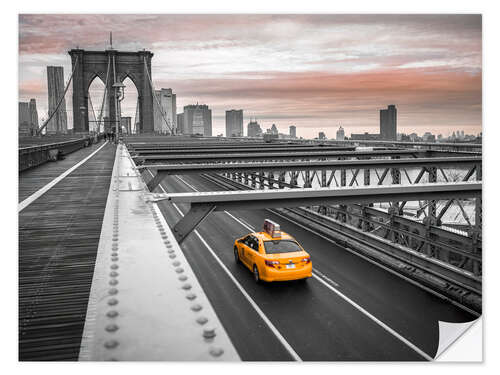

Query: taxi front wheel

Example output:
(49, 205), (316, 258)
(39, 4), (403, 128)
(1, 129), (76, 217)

(253, 265), (260, 283)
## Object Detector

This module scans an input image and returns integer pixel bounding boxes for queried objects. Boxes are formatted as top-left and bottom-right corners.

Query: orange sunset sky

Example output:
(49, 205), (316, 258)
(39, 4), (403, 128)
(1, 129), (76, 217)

(18, 14), (482, 138)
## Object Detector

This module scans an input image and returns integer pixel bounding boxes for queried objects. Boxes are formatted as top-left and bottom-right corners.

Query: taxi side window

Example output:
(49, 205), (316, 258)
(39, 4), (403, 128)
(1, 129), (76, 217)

(249, 236), (259, 252)
(242, 236), (251, 246)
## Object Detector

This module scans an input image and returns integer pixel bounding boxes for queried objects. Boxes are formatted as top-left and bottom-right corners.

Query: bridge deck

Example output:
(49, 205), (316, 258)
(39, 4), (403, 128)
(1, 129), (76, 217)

(19, 140), (108, 202)
(18, 143), (115, 361)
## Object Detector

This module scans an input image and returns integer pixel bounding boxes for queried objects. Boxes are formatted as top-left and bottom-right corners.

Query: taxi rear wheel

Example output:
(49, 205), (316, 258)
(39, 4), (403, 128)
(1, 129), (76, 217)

(253, 265), (260, 283)
(234, 246), (240, 264)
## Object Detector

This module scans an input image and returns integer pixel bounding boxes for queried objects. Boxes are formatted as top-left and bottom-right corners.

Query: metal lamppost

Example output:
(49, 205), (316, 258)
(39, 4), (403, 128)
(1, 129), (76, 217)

(113, 81), (126, 143)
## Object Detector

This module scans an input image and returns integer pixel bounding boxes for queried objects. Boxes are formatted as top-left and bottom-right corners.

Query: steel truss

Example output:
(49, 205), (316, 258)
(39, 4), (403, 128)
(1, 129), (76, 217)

(216, 163), (482, 277)
(134, 139), (482, 284)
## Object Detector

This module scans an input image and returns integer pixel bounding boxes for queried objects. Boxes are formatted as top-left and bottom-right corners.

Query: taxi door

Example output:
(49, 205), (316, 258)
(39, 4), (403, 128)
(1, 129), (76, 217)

(245, 236), (260, 268)
(239, 236), (253, 268)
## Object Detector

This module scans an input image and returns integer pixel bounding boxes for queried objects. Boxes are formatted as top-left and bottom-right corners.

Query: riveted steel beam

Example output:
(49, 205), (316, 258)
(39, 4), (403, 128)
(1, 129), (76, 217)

(155, 183), (481, 243)
(131, 145), (358, 155)
(161, 182), (480, 207)
(140, 156), (481, 177)
(134, 149), (427, 164)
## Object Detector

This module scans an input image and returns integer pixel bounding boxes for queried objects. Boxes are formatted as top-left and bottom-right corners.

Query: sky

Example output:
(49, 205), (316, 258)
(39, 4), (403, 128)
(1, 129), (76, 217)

(18, 14), (482, 138)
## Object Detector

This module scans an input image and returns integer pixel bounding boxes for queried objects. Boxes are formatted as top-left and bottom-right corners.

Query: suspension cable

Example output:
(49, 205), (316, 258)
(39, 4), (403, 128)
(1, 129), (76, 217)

(143, 56), (174, 134)
(37, 56), (79, 135)
(96, 55), (111, 134)
(134, 97), (139, 134)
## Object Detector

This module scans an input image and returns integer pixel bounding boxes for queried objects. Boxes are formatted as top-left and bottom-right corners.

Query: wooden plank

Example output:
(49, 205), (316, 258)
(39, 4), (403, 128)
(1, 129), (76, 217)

(18, 144), (115, 361)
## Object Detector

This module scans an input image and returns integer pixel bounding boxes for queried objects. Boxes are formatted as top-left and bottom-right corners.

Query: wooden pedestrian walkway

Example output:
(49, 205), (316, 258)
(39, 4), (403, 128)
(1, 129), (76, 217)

(18, 142), (116, 360)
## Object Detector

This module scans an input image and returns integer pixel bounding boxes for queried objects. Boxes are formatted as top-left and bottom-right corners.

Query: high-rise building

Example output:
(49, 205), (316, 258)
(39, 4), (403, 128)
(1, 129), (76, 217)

(47, 66), (68, 134)
(379, 104), (397, 140)
(318, 131), (326, 140)
(247, 120), (262, 137)
(153, 88), (177, 134)
(29, 99), (39, 134)
(336, 126), (345, 141)
(177, 113), (184, 134)
(289, 125), (296, 138)
(183, 104), (212, 136)
(19, 102), (31, 136)
(422, 132), (436, 142)
(225, 109), (243, 137)
(269, 124), (278, 135)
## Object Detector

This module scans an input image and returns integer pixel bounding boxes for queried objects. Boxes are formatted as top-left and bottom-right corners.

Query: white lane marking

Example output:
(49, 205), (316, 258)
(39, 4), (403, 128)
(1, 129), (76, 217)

(224, 211), (256, 232)
(271, 209), (480, 318)
(312, 274), (432, 361)
(270, 210), (434, 360)
(176, 175), (199, 192)
(19, 141), (109, 212)
(172, 174), (433, 361)
(151, 172), (302, 361)
(312, 269), (340, 288)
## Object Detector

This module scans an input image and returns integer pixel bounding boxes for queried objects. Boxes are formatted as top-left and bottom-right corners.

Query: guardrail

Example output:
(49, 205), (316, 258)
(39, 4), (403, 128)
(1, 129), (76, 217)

(19, 135), (103, 172)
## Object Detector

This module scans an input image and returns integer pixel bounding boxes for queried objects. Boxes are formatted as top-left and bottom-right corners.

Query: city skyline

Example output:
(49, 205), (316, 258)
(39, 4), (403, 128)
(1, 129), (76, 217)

(19, 14), (481, 138)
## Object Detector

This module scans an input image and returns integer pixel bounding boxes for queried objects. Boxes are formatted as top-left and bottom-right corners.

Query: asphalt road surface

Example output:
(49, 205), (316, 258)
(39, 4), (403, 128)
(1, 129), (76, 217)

(153, 172), (476, 361)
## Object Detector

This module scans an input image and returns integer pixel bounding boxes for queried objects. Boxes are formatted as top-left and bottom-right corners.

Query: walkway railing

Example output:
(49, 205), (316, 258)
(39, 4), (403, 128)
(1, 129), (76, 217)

(19, 135), (103, 172)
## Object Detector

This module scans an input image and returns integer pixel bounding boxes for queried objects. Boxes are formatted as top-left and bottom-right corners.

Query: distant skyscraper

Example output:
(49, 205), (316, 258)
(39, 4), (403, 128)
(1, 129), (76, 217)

(47, 66), (68, 133)
(379, 104), (397, 141)
(183, 104), (212, 136)
(225, 109), (243, 137)
(247, 120), (262, 137)
(29, 99), (38, 134)
(336, 126), (345, 141)
(19, 102), (31, 136)
(270, 124), (278, 135)
(176, 113), (184, 134)
(318, 131), (326, 140)
(423, 132), (436, 142)
(289, 125), (296, 138)
(153, 88), (177, 134)
(177, 113), (184, 134)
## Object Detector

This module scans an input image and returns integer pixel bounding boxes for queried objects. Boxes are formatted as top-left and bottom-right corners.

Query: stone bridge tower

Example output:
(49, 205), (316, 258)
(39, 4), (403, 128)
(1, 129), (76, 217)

(69, 48), (154, 133)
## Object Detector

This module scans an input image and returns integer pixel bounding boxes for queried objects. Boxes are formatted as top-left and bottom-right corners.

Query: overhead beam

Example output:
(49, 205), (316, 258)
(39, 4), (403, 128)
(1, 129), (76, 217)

(131, 145), (359, 155)
(144, 156), (481, 175)
(157, 182), (481, 242)
(134, 149), (427, 165)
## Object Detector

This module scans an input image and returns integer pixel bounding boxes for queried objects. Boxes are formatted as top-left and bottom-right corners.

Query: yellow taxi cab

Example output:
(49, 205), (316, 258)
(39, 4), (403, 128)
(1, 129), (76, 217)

(234, 219), (312, 282)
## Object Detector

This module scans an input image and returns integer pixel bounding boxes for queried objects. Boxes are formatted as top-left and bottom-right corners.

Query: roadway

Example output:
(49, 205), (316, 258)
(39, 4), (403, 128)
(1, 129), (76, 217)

(152, 172), (476, 361)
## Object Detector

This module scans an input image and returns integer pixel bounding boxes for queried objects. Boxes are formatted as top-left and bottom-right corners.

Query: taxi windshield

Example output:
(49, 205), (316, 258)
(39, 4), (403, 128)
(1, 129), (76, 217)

(263, 240), (302, 254)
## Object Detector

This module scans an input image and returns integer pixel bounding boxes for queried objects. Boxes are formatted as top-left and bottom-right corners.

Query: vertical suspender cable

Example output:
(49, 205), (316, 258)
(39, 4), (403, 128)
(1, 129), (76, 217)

(143, 56), (174, 134)
(134, 97), (139, 134)
(37, 56), (79, 135)
(96, 56), (111, 134)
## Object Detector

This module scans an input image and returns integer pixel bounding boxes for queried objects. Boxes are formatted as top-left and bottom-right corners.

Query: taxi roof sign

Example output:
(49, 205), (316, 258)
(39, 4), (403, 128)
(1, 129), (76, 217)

(263, 219), (281, 238)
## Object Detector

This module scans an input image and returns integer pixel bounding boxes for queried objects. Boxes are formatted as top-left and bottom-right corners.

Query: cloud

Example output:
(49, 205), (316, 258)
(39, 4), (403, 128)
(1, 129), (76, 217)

(18, 14), (482, 137)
